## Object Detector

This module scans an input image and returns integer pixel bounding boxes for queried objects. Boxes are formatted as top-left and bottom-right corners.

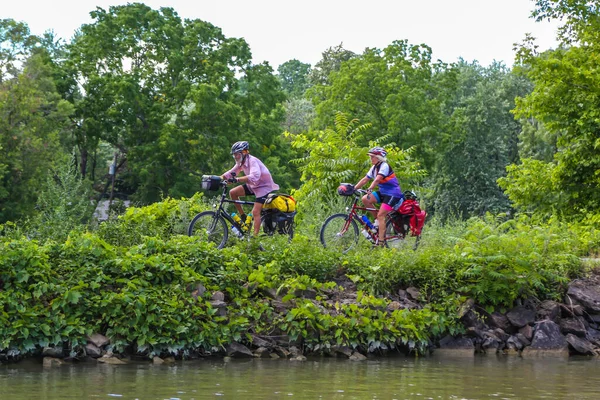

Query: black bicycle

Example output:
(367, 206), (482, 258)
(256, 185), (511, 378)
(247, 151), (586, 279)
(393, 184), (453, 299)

(188, 175), (295, 249)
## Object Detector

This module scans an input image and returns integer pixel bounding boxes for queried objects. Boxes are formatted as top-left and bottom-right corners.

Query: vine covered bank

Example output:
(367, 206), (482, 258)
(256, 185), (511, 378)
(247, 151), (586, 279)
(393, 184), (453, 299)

(0, 198), (598, 363)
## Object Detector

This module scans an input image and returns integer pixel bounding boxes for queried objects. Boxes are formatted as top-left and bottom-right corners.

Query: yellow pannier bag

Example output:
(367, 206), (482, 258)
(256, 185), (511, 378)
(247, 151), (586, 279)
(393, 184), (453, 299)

(263, 193), (296, 213)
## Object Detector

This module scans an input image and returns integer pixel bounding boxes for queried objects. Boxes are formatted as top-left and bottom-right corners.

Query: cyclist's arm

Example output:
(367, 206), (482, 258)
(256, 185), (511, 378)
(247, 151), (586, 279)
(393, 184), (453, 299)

(354, 176), (370, 190)
(221, 164), (242, 181)
(368, 174), (384, 191)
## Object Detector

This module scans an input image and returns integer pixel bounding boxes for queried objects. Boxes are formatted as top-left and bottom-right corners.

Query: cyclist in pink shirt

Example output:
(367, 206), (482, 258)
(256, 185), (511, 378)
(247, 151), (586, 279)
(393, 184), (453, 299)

(221, 141), (279, 236)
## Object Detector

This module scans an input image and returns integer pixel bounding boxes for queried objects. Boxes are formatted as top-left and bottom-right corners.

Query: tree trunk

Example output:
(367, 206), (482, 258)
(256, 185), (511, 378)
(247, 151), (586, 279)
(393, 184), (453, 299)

(80, 148), (88, 178)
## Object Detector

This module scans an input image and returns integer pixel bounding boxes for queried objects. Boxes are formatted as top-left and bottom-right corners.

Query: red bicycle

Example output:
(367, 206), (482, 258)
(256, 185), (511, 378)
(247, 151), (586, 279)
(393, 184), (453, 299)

(319, 187), (422, 253)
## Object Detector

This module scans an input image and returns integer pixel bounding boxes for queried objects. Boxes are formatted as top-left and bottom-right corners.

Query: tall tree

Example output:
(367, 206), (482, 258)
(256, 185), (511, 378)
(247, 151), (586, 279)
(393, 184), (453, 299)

(431, 61), (531, 220)
(0, 19), (37, 83)
(0, 50), (74, 222)
(507, 0), (600, 217)
(309, 40), (452, 171)
(67, 3), (286, 203)
(308, 43), (356, 87)
(277, 59), (311, 98)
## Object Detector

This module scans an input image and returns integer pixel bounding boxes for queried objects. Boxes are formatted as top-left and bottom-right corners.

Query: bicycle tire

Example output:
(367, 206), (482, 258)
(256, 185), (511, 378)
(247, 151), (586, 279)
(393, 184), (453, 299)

(320, 213), (359, 253)
(188, 211), (229, 249)
(384, 216), (420, 250)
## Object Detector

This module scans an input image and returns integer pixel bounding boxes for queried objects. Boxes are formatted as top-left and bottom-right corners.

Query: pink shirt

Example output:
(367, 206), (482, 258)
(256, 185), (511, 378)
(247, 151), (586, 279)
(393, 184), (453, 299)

(223, 154), (279, 198)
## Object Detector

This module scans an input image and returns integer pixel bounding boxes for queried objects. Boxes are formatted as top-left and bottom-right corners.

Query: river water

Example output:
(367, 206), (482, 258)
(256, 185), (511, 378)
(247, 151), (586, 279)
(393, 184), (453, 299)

(1, 355), (599, 399)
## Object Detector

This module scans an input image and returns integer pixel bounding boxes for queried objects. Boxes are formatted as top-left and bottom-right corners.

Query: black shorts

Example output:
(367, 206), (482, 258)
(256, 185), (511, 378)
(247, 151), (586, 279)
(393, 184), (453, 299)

(242, 184), (269, 204)
(377, 192), (403, 208)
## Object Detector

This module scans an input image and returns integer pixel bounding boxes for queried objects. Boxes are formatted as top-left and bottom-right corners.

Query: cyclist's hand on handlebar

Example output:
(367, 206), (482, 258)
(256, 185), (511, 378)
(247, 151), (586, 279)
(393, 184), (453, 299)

(227, 177), (238, 184)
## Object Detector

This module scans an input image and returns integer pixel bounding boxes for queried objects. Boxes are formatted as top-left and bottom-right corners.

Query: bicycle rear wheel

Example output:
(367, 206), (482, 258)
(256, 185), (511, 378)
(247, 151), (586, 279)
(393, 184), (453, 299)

(188, 211), (229, 249)
(385, 215), (420, 250)
(320, 213), (359, 253)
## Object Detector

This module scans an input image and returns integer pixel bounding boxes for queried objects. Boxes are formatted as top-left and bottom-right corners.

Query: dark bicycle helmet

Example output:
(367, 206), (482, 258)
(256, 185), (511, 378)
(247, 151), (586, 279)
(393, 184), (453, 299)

(367, 146), (387, 158)
(337, 183), (355, 196)
(231, 141), (249, 154)
(404, 190), (417, 200)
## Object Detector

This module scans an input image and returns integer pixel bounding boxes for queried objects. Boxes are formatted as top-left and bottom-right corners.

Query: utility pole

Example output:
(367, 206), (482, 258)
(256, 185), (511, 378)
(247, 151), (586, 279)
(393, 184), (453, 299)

(108, 152), (117, 209)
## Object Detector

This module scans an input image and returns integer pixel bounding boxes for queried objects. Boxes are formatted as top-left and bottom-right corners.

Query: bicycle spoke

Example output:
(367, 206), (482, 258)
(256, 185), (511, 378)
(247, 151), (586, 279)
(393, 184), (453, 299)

(320, 213), (359, 253)
(188, 211), (229, 249)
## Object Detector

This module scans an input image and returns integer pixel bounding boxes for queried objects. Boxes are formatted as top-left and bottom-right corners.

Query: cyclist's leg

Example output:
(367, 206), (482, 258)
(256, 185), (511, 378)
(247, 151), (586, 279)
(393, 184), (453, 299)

(229, 185), (248, 218)
(361, 192), (379, 219)
(377, 204), (392, 245)
(252, 194), (269, 236)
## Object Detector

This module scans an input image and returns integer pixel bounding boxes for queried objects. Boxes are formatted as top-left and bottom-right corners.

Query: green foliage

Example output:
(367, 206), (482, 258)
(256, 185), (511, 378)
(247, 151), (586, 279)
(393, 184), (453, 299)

(0, 46), (74, 223)
(277, 59), (311, 98)
(95, 192), (205, 247)
(289, 112), (425, 203)
(25, 163), (95, 243)
(0, 191), (593, 359)
(429, 61), (530, 221)
(282, 98), (315, 134)
(67, 3), (286, 204)
(498, 158), (563, 217)
(309, 40), (450, 171)
(512, 2), (600, 217)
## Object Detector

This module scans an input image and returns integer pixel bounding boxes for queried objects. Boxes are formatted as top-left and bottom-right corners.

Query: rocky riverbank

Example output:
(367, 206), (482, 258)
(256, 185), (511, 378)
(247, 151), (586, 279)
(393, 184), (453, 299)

(439, 270), (600, 357)
(37, 268), (600, 367)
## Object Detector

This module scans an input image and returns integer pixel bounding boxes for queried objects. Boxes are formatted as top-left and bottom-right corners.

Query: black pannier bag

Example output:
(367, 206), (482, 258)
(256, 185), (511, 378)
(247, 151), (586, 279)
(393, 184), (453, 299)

(261, 209), (296, 236)
(201, 175), (222, 191)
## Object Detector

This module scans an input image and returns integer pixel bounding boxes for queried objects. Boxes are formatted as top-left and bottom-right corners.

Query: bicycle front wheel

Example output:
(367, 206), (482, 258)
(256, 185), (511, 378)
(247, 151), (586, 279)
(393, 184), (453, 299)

(320, 213), (359, 253)
(188, 211), (229, 249)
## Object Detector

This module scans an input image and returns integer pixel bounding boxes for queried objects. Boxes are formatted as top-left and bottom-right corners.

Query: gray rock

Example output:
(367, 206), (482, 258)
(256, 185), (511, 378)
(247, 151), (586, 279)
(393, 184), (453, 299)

(567, 277), (600, 313)
(460, 309), (487, 331)
(516, 333), (531, 347)
(559, 317), (587, 337)
(250, 335), (273, 348)
(493, 328), (510, 342)
(487, 312), (515, 333)
(586, 328), (600, 346)
(84, 343), (103, 358)
(333, 345), (353, 357)
(439, 336), (474, 349)
(506, 305), (536, 328)
(97, 354), (127, 364)
(349, 351), (367, 361)
(519, 325), (534, 341)
(506, 335), (524, 351)
(566, 334), (596, 356)
(209, 300), (228, 316)
(211, 291), (225, 301)
(42, 347), (63, 358)
(481, 336), (501, 352)
(253, 347), (270, 357)
(406, 287), (420, 301)
(87, 333), (110, 348)
(522, 320), (569, 358)
(537, 300), (560, 322)
(226, 342), (253, 358)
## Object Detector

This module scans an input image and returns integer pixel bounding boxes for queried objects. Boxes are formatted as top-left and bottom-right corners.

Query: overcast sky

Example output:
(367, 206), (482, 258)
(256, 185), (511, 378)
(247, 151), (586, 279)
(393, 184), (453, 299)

(5, 0), (560, 69)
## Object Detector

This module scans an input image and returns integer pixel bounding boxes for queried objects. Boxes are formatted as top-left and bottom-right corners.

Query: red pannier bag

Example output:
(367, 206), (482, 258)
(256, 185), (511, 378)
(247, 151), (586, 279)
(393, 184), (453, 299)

(397, 199), (426, 236)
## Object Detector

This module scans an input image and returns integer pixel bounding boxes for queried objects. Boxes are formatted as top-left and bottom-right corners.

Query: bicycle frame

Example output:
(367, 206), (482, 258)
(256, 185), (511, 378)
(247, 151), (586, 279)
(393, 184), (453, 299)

(209, 181), (256, 235)
(341, 189), (407, 244)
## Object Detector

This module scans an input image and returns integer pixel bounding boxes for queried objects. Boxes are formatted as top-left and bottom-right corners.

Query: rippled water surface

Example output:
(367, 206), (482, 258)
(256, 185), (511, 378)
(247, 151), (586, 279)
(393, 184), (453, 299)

(1, 355), (600, 399)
